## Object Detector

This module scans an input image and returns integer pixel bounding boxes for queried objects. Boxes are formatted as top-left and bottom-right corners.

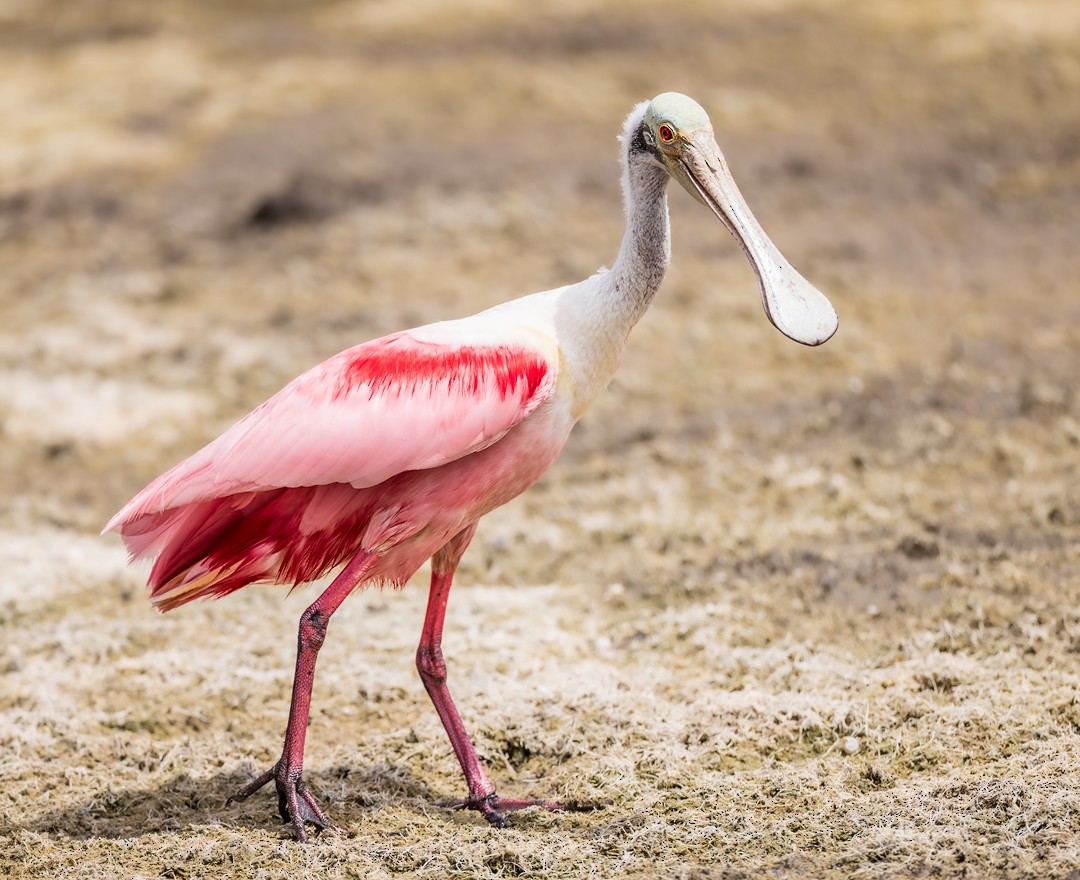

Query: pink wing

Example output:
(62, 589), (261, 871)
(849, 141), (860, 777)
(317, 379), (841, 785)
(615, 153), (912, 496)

(106, 331), (556, 533)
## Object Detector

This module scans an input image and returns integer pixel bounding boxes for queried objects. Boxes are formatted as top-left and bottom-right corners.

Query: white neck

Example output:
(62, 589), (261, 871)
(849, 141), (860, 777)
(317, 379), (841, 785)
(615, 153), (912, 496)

(606, 149), (671, 328)
(554, 108), (672, 414)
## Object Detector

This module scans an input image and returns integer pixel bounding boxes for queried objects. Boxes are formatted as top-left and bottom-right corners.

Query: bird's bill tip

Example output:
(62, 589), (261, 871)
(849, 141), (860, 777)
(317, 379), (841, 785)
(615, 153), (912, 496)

(759, 272), (839, 347)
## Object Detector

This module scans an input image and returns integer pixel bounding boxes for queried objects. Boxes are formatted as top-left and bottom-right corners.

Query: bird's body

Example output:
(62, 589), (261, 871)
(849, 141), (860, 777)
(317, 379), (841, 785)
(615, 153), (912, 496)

(111, 306), (564, 609)
(108, 268), (650, 610)
(106, 93), (837, 840)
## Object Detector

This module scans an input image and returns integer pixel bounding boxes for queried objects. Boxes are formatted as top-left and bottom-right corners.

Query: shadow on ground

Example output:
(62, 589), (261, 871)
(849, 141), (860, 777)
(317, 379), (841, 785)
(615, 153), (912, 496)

(26, 764), (440, 841)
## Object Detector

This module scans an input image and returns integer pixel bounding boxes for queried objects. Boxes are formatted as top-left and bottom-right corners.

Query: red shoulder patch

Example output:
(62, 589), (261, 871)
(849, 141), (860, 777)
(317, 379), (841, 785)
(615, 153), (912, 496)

(333, 335), (549, 402)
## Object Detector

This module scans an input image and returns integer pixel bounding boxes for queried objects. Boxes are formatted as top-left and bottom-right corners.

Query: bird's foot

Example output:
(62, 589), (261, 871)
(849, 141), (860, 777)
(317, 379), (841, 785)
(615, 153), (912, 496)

(227, 761), (335, 842)
(439, 793), (608, 827)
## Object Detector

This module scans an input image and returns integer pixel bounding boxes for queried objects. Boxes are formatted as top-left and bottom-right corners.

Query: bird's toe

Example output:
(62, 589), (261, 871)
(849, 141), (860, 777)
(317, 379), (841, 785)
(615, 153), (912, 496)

(227, 762), (334, 842)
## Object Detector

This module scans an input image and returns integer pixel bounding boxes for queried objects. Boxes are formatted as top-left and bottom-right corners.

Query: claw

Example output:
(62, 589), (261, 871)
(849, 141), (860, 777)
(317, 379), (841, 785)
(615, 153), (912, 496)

(228, 763), (335, 842)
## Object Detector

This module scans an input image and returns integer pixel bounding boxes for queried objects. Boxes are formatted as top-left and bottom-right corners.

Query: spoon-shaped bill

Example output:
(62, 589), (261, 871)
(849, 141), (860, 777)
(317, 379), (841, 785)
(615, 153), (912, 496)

(673, 131), (838, 347)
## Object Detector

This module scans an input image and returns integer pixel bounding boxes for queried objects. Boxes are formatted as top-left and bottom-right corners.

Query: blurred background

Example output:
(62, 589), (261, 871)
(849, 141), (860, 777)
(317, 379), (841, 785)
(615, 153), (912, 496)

(2, 1), (1079, 877)
(2, 0), (1076, 535)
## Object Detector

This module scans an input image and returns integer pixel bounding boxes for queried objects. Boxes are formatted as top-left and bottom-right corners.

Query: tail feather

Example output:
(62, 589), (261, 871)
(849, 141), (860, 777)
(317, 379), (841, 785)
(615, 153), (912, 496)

(147, 490), (282, 591)
(112, 483), (387, 612)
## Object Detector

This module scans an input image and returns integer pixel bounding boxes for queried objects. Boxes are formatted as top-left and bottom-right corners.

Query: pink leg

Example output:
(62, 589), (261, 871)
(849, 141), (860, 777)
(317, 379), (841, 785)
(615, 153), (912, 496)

(417, 527), (600, 826)
(228, 550), (376, 841)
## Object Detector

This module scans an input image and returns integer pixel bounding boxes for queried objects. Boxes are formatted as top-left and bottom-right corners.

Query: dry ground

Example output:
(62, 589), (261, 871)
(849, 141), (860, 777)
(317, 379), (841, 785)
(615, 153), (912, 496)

(2, 1), (1080, 877)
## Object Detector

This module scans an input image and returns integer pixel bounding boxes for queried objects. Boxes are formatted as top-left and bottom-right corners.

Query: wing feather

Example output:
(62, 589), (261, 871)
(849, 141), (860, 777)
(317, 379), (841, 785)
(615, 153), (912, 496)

(106, 331), (555, 530)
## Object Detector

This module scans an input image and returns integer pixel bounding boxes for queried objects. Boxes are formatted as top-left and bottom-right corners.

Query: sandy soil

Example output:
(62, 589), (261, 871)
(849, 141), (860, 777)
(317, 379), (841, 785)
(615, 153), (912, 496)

(2, 1), (1080, 877)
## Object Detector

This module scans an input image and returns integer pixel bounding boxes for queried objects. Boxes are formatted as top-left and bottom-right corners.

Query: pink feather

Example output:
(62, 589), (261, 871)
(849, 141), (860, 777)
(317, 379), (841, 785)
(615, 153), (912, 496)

(106, 331), (557, 611)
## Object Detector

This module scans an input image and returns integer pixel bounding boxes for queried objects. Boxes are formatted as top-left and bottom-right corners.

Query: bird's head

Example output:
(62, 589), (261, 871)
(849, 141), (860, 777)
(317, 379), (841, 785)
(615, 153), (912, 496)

(635, 92), (838, 347)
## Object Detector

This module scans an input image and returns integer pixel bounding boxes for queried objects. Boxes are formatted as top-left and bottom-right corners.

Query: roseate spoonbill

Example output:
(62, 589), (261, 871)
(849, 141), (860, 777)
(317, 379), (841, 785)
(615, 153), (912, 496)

(106, 92), (837, 840)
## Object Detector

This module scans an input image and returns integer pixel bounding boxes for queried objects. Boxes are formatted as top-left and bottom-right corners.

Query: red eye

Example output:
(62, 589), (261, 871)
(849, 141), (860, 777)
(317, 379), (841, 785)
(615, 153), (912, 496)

(658, 124), (675, 143)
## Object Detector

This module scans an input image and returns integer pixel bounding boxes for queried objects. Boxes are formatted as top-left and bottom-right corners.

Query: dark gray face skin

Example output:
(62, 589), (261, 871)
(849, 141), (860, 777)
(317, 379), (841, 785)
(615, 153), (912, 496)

(627, 121), (659, 163)
(631, 93), (839, 347)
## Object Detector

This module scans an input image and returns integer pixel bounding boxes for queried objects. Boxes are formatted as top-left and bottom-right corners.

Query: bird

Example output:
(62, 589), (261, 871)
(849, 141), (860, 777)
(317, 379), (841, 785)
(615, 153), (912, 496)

(105, 92), (838, 841)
